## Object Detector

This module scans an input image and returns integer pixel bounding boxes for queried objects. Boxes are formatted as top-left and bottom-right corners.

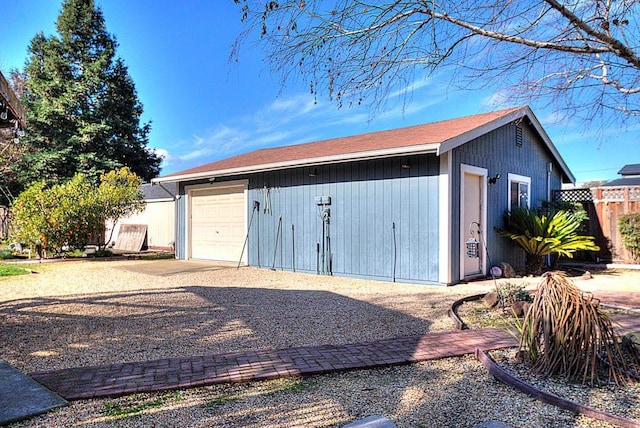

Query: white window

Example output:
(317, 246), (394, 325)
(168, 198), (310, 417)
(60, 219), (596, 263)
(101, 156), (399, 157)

(508, 173), (530, 210)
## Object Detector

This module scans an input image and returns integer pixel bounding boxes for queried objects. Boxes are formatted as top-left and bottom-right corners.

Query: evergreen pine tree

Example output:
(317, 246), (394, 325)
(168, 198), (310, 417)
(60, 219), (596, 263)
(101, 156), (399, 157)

(15, 0), (161, 188)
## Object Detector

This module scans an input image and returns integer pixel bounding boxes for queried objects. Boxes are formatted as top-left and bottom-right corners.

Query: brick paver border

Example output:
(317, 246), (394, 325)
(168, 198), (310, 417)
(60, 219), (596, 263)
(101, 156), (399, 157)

(32, 328), (517, 400)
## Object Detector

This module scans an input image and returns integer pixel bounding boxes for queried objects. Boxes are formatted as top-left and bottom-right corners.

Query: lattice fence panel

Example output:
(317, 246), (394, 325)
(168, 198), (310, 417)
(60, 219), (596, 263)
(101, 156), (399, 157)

(602, 188), (625, 201)
(552, 188), (593, 203)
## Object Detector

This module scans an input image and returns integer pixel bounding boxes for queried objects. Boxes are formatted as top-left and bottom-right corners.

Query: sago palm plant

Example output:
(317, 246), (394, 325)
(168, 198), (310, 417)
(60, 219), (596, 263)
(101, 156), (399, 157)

(519, 271), (638, 385)
(497, 208), (599, 275)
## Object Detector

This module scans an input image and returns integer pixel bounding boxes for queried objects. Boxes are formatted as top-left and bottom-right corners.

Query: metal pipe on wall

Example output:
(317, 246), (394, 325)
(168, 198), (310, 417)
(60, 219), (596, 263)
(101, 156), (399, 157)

(392, 222), (397, 282)
(291, 224), (295, 272)
(237, 201), (259, 269)
(271, 215), (282, 271)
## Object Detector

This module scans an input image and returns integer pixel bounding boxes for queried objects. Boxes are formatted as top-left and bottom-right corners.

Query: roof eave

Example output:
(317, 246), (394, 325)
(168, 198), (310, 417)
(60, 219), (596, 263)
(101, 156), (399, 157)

(524, 108), (576, 184)
(0, 71), (26, 129)
(437, 106), (576, 184)
(153, 143), (441, 183)
(437, 107), (529, 155)
(143, 198), (175, 203)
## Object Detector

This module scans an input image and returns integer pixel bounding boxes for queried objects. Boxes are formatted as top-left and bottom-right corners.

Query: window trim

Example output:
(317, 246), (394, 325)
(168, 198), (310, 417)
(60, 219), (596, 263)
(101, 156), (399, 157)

(508, 173), (531, 211)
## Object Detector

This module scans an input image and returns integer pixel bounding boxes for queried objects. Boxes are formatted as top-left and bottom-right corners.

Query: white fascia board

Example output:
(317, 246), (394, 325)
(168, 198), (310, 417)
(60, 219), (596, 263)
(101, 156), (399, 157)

(152, 143), (440, 183)
(437, 106), (575, 184)
(143, 198), (174, 203)
(437, 108), (529, 155)
(524, 109), (576, 184)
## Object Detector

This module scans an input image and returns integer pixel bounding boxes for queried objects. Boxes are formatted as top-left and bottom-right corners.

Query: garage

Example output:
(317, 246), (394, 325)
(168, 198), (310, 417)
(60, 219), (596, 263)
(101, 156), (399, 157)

(188, 181), (247, 263)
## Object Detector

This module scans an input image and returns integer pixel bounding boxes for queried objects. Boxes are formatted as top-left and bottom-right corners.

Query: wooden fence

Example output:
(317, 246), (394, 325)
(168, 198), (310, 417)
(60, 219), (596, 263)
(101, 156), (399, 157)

(592, 187), (640, 263)
(553, 187), (640, 263)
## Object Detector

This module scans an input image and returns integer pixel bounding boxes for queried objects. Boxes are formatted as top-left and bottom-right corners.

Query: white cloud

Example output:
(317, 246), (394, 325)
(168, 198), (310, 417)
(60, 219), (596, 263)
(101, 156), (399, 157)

(252, 131), (294, 146)
(387, 76), (434, 100)
(152, 147), (175, 171)
(537, 110), (571, 126)
(480, 90), (511, 109)
(153, 147), (170, 160)
(179, 147), (213, 161)
(268, 94), (317, 115)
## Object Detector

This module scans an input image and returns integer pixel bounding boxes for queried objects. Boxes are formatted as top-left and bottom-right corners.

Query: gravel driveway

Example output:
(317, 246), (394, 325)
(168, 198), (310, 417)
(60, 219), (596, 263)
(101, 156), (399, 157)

(0, 259), (488, 373)
(1, 259), (638, 427)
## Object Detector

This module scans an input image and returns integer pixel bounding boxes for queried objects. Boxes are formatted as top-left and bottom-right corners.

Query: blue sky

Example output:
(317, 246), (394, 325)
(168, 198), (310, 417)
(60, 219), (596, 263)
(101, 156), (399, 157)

(1, 1), (638, 184)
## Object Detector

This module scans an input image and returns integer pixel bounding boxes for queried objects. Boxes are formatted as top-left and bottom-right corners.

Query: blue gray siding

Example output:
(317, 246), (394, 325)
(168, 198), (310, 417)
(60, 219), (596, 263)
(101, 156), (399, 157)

(173, 119), (566, 284)
(247, 155), (440, 283)
(450, 121), (563, 279)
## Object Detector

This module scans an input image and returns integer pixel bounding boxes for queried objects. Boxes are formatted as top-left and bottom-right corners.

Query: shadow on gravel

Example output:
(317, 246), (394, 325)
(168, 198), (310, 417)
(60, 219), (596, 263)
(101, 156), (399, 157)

(116, 259), (237, 276)
(0, 286), (437, 373)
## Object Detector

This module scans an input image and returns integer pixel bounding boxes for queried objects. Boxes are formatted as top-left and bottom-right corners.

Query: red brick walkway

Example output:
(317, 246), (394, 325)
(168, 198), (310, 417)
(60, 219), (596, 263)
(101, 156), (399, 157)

(591, 290), (640, 310)
(31, 328), (517, 401)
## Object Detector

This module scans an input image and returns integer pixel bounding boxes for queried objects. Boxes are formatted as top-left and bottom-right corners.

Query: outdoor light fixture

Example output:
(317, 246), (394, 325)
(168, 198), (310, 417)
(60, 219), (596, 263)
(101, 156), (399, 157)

(401, 159), (411, 169)
(309, 168), (318, 177)
(488, 173), (501, 184)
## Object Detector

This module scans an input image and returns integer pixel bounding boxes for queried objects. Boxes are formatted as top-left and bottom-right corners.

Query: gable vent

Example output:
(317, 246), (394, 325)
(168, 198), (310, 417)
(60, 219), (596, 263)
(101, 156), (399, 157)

(515, 126), (523, 147)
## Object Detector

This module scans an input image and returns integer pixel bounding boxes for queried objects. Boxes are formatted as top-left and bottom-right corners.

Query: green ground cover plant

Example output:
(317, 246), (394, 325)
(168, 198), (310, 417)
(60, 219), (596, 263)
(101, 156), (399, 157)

(0, 264), (30, 277)
(103, 391), (185, 418)
(0, 249), (13, 259)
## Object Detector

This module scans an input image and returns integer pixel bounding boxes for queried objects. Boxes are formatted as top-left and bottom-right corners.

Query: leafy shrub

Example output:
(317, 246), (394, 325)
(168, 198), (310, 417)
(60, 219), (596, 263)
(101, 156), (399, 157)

(618, 213), (640, 262)
(10, 176), (99, 254)
(541, 200), (589, 233)
(94, 249), (113, 257)
(65, 249), (86, 258)
(0, 249), (13, 259)
(519, 271), (636, 385)
(98, 168), (145, 247)
(497, 207), (599, 275)
(497, 282), (532, 305)
(10, 168), (143, 257)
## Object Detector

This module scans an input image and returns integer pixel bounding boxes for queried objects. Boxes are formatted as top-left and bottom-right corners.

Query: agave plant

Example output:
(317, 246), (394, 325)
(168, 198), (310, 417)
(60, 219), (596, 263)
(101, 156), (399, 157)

(519, 271), (637, 385)
(497, 207), (599, 275)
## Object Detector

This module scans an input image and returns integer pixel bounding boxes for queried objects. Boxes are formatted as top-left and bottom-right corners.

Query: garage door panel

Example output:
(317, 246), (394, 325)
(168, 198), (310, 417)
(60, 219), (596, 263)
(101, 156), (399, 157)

(190, 185), (246, 262)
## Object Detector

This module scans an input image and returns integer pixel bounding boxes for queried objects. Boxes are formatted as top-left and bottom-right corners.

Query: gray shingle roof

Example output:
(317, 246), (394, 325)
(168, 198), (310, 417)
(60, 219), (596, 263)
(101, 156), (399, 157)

(618, 164), (640, 176)
(140, 182), (177, 200)
(155, 106), (575, 184)
(602, 177), (640, 187)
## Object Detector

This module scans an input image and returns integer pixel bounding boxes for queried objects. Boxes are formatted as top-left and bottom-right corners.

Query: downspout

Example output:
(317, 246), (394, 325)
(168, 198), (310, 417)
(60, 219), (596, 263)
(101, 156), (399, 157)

(152, 181), (178, 258)
(158, 182), (177, 201)
(546, 162), (553, 201)
(392, 222), (397, 282)
(546, 162), (553, 268)
(174, 194), (181, 259)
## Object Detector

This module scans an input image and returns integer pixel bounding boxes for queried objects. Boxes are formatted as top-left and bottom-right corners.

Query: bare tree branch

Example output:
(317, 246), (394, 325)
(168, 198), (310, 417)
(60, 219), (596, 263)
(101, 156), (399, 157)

(234, 0), (640, 124)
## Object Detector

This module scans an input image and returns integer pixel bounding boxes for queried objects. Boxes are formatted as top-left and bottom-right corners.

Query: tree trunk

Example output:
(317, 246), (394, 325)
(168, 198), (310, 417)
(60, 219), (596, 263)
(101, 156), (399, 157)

(525, 254), (544, 276)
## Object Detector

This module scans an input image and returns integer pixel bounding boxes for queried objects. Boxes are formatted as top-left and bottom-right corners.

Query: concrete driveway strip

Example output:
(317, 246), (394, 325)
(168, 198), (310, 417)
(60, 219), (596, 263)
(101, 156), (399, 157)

(0, 359), (67, 426)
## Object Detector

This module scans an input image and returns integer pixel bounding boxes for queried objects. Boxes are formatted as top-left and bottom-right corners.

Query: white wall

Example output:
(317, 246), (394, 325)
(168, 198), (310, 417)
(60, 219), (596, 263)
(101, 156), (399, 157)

(106, 200), (175, 250)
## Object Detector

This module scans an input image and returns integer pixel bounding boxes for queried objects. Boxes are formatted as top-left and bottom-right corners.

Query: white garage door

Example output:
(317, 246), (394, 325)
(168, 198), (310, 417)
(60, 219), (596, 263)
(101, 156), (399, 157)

(190, 184), (246, 262)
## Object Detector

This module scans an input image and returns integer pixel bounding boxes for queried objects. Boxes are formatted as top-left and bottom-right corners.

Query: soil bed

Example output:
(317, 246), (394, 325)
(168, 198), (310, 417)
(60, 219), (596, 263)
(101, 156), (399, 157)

(457, 296), (640, 426)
